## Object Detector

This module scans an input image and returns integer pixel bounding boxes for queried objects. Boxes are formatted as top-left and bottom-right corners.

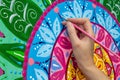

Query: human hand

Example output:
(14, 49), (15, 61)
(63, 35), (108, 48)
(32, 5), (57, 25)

(62, 18), (109, 80)
(62, 18), (95, 69)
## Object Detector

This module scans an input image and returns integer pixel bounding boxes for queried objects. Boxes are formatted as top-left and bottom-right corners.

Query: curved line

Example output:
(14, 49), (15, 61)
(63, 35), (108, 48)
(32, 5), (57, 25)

(24, 24), (32, 33)
(10, 0), (15, 11)
(115, 4), (120, 10)
(9, 13), (18, 23)
(23, 3), (28, 21)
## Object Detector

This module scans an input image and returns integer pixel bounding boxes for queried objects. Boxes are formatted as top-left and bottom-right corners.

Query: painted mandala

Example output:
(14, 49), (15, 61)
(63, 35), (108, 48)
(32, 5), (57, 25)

(23, 0), (120, 80)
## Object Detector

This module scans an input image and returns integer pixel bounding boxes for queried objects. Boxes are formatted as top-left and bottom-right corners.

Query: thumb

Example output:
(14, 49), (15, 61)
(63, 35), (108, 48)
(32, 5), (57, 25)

(65, 21), (79, 45)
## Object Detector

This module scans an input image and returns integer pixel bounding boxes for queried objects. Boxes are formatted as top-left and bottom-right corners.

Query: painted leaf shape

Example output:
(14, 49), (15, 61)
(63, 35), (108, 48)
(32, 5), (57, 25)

(105, 62), (112, 76)
(110, 29), (120, 39)
(116, 64), (120, 76)
(111, 43), (117, 52)
(74, 1), (82, 18)
(37, 44), (52, 57)
(34, 68), (48, 80)
(97, 28), (105, 42)
(0, 31), (5, 38)
(106, 15), (112, 30)
(83, 10), (93, 19)
(105, 34), (112, 48)
(58, 36), (72, 49)
(50, 70), (64, 80)
(96, 13), (105, 27)
(53, 18), (61, 37)
(54, 47), (65, 67)
(39, 26), (55, 43)
(6, 50), (24, 62)
(0, 0), (42, 41)
(51, 59), (61, 71)
(62, 12), (75, 19)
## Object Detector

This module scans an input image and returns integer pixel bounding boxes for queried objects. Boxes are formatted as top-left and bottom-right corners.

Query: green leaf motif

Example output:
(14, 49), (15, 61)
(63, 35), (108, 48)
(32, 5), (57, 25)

(97, 0), (120, 22)
(0, 0), (43, 41)
(0, 43), (25, 67)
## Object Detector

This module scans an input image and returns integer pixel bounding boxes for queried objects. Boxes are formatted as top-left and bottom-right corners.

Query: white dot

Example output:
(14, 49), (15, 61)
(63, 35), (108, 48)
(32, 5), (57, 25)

(34, 48), (36, 50)
(37, 46), (39, 48)
(30, 76), (32, 78)
(37, 34), (39, 37)
(32, 78), (34, 80)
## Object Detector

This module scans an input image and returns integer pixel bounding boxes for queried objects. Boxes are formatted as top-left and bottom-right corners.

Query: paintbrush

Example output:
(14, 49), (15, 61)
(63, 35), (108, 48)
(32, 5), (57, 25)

(53, 7), (117, 55)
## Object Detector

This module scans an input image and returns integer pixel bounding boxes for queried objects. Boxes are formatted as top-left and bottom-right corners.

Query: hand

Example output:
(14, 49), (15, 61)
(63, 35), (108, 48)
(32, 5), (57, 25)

(62, 18), (95, 68)
(62, 18), (109, 80)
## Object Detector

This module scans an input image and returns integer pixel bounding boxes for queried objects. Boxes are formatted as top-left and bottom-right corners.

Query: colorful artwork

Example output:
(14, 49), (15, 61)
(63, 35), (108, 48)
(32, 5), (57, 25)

(23, 0), (120, 80)
(0, 0), (120, 80)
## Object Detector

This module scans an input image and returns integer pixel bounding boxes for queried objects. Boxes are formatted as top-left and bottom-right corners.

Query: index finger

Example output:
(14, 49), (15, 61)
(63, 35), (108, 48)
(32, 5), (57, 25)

(67, 18), (94, 37)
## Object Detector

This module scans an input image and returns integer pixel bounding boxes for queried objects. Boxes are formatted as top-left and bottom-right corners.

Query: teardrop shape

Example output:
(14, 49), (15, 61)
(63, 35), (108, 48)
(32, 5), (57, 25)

(58, 36), (72, 49)
(97, 29), (105, 42)
(105, 62), (112, 76)
(51, 59), (61, 71)
(54, 47), (65, 67)
(105, 34), (112, 48)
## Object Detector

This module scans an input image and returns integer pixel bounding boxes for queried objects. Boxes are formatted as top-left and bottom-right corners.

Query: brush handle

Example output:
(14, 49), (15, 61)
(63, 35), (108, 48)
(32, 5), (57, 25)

(72, 23), (116, 55)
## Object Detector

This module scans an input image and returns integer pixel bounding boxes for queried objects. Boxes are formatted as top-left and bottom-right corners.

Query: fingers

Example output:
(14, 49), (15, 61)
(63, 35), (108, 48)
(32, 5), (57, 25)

(68, 18), (94, 37)
(62, 21), (79, 45)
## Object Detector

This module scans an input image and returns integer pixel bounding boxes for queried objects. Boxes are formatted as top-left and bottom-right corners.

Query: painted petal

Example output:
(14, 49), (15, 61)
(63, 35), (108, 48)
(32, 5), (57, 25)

(51, 59), (61, 71)
(54, 47), (65, 67)
(105, 34), (112, 48)
(39, 27), (55, 43)
(58, 36), (72, 49)
(96, 28), (105, 42)
(116, 64), (120, 76)
(105, 62), (112, 76)
(53, 18), (61, 37)
(96, 13), (105, 27)
(110, 29), (120, 39)
(37, 44), (52, 57)
(50, 70), (64, 80)
(83, 10), (93, 19)
(34, 68), (48, 80)
(106, 15), (113, 30)
(62, 12), (75, 19)
(74, 1), (82, 18)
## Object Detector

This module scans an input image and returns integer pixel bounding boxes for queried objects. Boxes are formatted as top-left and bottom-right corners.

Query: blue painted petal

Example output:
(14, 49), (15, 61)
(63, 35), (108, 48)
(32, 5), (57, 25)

(53, 18), (61, 37)
(39, 26), (55, 43)
(74, 1), (82, 18)
(34, 68), (48, 80)
(37, 44), (53, 57)
(51, 60), (61, 71)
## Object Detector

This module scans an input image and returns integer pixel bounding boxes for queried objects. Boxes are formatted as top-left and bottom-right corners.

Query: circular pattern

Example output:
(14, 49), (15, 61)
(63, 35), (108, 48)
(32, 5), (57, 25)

(23, 0), (120, 80)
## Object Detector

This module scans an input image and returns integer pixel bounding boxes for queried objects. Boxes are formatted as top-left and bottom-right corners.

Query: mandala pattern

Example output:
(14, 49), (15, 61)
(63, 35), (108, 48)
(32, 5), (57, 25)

(0, 0), (120, 80)
(24, 0), (120, 80)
